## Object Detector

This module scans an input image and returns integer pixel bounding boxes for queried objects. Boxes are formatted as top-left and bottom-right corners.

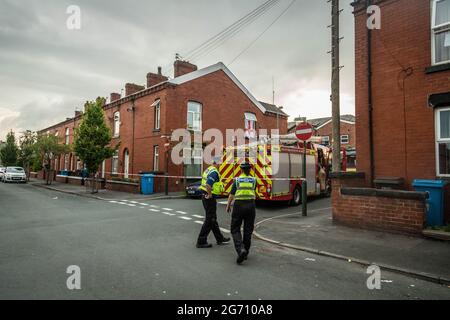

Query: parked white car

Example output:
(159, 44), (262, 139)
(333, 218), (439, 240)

(3, 166), (27, 183)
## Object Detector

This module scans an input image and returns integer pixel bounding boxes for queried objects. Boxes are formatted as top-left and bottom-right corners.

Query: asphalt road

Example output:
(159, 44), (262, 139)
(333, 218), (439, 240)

(0, 182), (449, 299)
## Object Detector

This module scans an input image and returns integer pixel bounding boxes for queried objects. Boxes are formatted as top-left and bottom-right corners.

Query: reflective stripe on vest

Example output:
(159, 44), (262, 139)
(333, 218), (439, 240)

(199, 166), (224, 195)
(235, 174), (256, 201)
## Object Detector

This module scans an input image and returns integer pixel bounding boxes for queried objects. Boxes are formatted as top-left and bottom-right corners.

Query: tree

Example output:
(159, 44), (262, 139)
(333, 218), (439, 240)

(0, 131), (18, 167)
(18, 130), (37, 181)
(74, 97), (117, 193)
(34, 133), (70, 185)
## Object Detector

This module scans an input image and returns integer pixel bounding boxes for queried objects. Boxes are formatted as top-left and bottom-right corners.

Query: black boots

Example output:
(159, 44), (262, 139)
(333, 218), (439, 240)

(236, 249), (248, 265)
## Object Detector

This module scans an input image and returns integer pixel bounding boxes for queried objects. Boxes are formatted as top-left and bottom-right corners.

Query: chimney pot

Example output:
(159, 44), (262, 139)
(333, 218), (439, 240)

(158, 66), (162, 75)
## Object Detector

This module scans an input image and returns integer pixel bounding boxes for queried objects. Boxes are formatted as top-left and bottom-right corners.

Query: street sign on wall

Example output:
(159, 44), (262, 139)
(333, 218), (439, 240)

(295, 122), (313, 141)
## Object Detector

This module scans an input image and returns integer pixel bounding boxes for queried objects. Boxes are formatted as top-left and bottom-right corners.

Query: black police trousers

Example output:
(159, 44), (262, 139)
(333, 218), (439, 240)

(230, 200), (256, 254)
(197, 195), (226, 245)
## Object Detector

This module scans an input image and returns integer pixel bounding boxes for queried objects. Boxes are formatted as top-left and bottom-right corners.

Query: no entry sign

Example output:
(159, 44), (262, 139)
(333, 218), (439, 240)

(295, 122), (313, 141)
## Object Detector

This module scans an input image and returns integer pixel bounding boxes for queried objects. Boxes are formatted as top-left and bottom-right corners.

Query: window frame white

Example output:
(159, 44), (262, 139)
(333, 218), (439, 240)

(431, 0), (450, 65)
(112, 150), (119, 174)
(153, 145), (159, 171)
(435, 107), (450, 177)
(321, 136), (330, 146)
(244, 112), (257, 137)
(183, 146), (203, 177)
(113, 111), (120, 137)
(340, 134), (350, 145)
(187, 101), (202, 132)
(65, 128), (70, 144)
(153, 99), (161, 130)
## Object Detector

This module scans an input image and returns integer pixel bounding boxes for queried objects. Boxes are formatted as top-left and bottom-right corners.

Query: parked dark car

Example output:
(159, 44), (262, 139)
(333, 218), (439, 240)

(185, 180), (202, 198)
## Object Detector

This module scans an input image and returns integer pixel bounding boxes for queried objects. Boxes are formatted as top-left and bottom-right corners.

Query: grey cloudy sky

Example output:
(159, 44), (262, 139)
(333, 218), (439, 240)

(0, 0), (355, 140)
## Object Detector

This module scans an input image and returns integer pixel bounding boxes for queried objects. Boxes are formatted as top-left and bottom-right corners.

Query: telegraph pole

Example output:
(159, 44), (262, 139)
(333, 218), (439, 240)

(331, 0), (341, 172)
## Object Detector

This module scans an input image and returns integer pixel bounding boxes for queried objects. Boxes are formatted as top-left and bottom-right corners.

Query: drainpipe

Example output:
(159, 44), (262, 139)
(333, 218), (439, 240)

(367, 0), (375, 187)
(128, 99), (136, 176)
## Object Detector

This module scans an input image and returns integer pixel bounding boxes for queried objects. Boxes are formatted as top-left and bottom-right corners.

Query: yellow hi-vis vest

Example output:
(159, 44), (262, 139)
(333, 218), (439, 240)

(199, 166), (224, 195)
(235, 174), (256, 201)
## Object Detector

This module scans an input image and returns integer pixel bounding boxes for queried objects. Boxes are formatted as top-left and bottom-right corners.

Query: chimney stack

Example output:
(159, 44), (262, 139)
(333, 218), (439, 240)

(125, 83), (145, 96)
(174, 60), (197, 78)
(110, 92), (121, 102)
(74, 110), (83, 118)
(147, 66), (168, 88)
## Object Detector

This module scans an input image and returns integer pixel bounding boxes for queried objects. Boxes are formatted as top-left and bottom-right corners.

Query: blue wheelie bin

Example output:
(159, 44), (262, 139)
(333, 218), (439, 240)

(412, 180), (447, 226)
(140, 173), (155, 195)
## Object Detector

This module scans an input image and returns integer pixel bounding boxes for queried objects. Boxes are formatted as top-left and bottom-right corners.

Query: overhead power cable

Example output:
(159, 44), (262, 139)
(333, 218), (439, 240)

(185, 0), (282, 62)
(160, 0), (281, 75)
(228, 0), (297, 66)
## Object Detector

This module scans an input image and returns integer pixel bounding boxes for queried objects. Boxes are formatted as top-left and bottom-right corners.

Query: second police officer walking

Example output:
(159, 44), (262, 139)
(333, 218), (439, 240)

(226, 162), (257, 265)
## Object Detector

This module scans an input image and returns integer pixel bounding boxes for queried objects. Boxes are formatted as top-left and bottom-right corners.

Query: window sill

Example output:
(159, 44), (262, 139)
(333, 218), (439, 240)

(153, 129), (161, 133)
(425, 63), (450, 74)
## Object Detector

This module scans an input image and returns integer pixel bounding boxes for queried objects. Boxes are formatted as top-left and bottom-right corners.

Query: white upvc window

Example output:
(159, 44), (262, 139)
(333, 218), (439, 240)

(183, 146), (203, 177)
(435, 107), (450, 176)
(321, 136), (330, 146)
(153, 145), (159, 171)
(187, 101), (202, 132)
(152, 99), (161, 130)
(65, 128), (70, 144)
(432, 0), (450, 65)
(244, 112), (257, 139)
(112, 150), (119, 174)
(113, 111), (120, 137)
(340, 134), (349, 144)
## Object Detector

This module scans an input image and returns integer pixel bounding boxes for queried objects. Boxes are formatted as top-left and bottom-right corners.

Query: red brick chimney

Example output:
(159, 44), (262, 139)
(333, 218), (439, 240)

(147, 66), (168, 88)
(110, 92), (121, 102)
(125, 83), (145, 96)
(74, 110), (83, 118)
(174, 60), (197, 78)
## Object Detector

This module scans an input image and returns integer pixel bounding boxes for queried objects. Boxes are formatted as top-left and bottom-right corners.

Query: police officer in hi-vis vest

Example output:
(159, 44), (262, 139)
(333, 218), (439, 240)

(196, 158), (231, 248)
(226, 162), (257, 264)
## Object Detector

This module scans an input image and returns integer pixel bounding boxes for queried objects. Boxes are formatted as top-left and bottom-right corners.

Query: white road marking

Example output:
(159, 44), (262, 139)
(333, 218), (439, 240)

(220, 228), (230, 233)
(163, 212), (176, 216)
(192, 215), (204, 219)
(176, 211), (187, 215)
(218, 201), (228, 205)
(150, 205), (159, 208)
(178, 216), (192, 220)
(117, 202), (128, 205)
(162, 208), (173, 211)
(109, 200), (118, 203)
(194, 220), (203, 225)
(139, 203), (149, 206)
(129, 201), (139, 204)
(149, 209), (160, 212)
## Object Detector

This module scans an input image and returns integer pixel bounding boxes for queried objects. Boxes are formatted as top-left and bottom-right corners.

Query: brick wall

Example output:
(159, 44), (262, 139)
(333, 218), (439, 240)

(354, 0), (450, 188)
(331, 173), (427, 236)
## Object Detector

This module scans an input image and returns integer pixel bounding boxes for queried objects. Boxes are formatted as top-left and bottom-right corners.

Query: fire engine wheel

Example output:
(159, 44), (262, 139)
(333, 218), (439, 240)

(291, 186), (302, 206)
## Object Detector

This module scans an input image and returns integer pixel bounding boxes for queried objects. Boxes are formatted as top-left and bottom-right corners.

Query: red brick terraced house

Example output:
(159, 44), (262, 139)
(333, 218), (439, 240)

(38, 60), (288, 193)
(349, 0), (450, 224)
